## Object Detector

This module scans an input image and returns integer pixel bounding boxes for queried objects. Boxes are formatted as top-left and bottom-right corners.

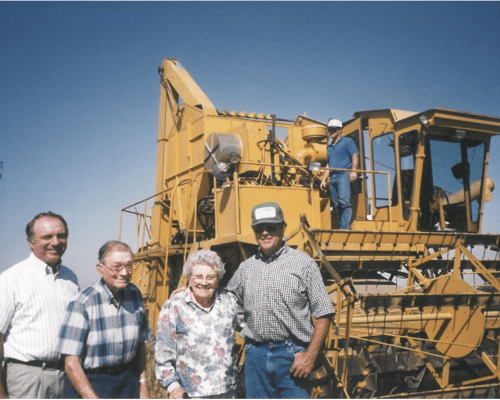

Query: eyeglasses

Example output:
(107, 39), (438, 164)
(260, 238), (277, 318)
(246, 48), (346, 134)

(328, 127), (340, 133)
(100, 262), (134, 274)
(192, 274), (218, 284)
(253, 224), (282, 235)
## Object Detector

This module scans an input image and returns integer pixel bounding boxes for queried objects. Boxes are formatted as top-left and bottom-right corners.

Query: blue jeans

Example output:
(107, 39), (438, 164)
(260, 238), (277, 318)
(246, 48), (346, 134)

(329, 172), (352, 230)
(244, 340), (310, 399)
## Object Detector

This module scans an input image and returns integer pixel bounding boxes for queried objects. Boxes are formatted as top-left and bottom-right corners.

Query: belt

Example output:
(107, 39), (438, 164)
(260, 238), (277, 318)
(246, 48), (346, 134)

(246, 338), (309, 348)
(85, 362), (133, 376)
(246, 339), (288, 346)
(5, 358), (65, 370)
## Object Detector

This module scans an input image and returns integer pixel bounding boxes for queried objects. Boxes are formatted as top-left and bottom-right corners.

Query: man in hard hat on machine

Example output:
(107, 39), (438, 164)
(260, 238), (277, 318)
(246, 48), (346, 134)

(320, 118), (359, 230)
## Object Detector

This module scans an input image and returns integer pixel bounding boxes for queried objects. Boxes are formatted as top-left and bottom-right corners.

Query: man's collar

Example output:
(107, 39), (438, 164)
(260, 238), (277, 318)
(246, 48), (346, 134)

(99, 278), (114, 303)
(98, 278), (126, 305)
(256, 242), (289, 262)
(329, 135), (343, 146)
(29, 252), (62, 275)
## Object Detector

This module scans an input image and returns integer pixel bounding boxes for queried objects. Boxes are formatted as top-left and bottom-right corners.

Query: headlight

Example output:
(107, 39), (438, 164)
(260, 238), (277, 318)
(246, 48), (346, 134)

(217, 162), (229, 172)
(452, 130), (466, 141)
(307, 162), (321, 172)
(228, 154), (241, 165)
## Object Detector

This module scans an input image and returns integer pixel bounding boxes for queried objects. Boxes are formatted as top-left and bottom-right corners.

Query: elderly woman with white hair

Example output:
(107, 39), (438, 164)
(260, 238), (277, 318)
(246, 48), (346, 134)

(155, 250), (241, 399)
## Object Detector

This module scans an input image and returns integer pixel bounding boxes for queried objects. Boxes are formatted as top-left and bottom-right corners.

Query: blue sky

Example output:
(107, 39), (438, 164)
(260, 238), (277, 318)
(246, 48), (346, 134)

(1, 2), (500, 288)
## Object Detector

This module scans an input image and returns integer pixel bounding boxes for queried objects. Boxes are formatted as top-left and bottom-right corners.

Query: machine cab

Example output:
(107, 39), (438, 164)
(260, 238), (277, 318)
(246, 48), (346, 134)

(343, 109), (500, 233)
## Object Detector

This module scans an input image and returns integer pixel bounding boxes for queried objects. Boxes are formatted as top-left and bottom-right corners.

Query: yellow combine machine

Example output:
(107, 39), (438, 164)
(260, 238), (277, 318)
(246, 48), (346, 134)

(121, 58), (500, 398)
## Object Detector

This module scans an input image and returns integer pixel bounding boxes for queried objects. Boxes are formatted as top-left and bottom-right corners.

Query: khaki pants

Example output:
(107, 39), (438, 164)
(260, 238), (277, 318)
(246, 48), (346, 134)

(5, 361), (65, 399)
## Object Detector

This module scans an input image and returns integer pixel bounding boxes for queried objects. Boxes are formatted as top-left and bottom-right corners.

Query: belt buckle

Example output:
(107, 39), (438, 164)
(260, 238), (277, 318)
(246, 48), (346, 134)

(41, 361), (62, 370)
(106, 365), (122, 375)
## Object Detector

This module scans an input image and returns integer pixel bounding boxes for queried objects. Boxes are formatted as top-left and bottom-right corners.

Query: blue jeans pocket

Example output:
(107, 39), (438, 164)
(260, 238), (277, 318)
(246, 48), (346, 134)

(244, 342), (253, 354)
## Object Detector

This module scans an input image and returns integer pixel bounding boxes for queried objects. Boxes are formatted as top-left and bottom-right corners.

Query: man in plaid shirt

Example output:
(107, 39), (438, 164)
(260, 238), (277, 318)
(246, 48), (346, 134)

(56, 240), (152, 399)
(227, 202), (334, 399)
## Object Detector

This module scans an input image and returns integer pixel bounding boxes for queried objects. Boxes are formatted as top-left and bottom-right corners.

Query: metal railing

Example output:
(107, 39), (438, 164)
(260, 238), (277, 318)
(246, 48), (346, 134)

(118, 162), (394, 253)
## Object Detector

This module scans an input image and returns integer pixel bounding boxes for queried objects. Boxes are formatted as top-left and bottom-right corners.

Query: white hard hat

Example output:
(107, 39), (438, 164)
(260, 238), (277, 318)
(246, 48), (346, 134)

(328, 119), (342, 128)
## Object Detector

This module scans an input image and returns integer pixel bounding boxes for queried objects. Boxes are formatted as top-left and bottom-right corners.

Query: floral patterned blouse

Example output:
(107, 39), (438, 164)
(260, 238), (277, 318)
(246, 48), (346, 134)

(155, 288), (241, 397)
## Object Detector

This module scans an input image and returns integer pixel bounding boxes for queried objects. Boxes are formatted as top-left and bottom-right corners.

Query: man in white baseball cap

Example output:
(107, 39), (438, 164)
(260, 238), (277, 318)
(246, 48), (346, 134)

(227, 202), (334, 398)
(320, 118), (359, 229)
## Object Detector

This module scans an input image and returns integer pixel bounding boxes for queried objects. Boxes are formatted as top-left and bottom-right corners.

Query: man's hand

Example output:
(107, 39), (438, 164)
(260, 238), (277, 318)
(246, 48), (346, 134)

(289, 317), (331, 379)
(170, 285), (188, 298)
(65, 355), (99, 398)
(139, 381), (150, 399)
(0, 334), (8, 399)
(350, 154), (359, 182)
(0, 381), (8, 400)
(169, 387), (185, 399)
(289, 351), (315, 379)
(320, 169), (330, 190)
(138, 369), (150, 399)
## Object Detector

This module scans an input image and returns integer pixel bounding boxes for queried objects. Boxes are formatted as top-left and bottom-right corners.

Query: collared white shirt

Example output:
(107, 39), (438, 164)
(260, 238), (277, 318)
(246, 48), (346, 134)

(0, 252), (80, 362)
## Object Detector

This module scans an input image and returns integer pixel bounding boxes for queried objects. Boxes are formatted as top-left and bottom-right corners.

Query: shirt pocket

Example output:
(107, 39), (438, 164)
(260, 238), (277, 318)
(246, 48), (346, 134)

(268, 274), (307, 309)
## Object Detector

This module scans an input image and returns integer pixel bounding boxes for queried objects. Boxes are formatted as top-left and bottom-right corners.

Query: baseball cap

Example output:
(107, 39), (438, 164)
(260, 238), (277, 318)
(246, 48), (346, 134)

(328, 119), (342, 128)
(251, 202), (284, 227)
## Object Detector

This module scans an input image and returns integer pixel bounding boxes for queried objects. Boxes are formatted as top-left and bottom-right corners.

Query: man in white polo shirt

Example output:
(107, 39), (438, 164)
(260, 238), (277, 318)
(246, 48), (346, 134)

(0, 212), (80, 398)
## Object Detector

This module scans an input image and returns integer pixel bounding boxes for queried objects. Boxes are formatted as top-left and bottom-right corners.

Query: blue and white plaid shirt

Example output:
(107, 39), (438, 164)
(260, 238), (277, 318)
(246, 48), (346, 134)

(56, 279), (152, 369)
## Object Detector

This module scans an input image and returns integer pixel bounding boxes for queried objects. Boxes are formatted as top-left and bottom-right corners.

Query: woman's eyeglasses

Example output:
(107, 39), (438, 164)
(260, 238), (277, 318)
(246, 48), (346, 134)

(192, 274), (217, 284)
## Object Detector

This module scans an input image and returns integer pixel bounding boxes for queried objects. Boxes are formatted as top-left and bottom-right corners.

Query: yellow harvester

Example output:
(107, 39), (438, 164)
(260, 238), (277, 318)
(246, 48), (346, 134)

(121, 58), (500, 398)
